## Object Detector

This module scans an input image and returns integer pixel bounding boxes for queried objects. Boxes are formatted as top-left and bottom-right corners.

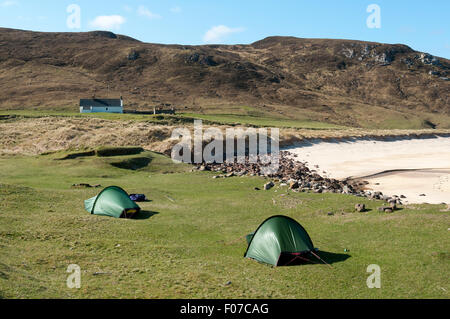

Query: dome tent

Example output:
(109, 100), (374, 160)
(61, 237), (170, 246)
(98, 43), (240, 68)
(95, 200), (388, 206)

(244, 215), (318, 266)
(84, 186), (140, 218)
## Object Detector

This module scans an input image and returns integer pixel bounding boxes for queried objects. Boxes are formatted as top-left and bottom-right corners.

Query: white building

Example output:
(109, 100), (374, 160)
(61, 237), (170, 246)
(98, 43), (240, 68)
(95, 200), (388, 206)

(79, 98), (123, 113)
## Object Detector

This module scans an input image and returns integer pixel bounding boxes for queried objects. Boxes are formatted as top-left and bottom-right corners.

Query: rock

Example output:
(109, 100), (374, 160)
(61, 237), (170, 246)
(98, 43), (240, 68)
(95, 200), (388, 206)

(389, 202), (397, 210)
(254, 187), (260, 191)
(419, 194), (426, 197)
(71, 183), (101, 188)
(289, 181), (299, 189)
(374, 52), (392, 65)
(194, 151), (366, 198)
(127, 50), (139, 61)
(400, 195), (406, 199)
(264, 181), (275, 190)
(355, 203), (366, 212)
(93, 272), (111, 276)
(327, 212), (334, 216)
(378, 206), (394, 213)
(225, 172), (234, 178)
(420, 53), (440, 66)
(341, 48), (354, 59)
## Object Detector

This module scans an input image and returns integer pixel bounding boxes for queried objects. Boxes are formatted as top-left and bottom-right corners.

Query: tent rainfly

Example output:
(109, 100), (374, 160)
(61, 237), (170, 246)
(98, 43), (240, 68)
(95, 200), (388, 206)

(84, 186), (140, 218)
(244, 215), (320, 267)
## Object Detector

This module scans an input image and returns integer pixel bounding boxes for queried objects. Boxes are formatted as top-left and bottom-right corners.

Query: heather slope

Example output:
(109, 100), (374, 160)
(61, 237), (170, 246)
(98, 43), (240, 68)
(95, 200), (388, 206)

(1, 28), (449, 128)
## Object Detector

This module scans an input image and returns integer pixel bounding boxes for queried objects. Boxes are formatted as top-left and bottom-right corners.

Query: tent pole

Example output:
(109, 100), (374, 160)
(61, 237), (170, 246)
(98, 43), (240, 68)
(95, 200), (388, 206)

(310, 251), (333, 269)
(284, 254), (316, 266)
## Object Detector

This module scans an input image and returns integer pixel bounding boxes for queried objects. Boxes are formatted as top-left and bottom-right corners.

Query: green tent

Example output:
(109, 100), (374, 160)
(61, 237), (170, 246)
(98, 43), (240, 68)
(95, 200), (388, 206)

(84, 186), (140, 218)
(244, 215), (316, 266)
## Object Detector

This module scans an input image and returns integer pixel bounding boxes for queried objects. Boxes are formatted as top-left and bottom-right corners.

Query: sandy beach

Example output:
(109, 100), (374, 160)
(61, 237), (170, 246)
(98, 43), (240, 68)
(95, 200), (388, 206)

(284, 135), (450, 204)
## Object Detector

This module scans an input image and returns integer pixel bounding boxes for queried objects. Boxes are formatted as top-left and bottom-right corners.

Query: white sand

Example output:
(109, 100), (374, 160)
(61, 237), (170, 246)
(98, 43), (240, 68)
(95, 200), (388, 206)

(284, 136), (450, 204)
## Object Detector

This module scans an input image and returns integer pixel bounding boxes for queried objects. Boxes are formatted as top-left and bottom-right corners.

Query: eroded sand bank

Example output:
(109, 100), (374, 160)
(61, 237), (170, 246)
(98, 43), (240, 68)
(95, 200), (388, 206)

(284, 135), (450, 204)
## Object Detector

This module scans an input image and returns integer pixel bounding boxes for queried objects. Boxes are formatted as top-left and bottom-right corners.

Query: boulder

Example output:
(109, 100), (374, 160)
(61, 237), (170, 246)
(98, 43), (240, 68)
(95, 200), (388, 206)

(264, 181), (275, 190)
(127, 50), (140, 61)
(355, 203), (366, 212)
(289, 181), (299, 189)
(378, 206), (394, 213)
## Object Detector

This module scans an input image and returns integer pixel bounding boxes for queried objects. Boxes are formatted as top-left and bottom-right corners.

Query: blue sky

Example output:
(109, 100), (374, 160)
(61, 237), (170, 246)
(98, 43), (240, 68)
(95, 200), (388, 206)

(1, 0), (449, 58)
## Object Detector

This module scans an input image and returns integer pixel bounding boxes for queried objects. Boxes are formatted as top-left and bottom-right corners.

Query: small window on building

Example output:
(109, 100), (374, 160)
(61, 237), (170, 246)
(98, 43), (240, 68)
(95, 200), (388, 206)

(83, 106), (92, 111)
(106, 108), (109, 111)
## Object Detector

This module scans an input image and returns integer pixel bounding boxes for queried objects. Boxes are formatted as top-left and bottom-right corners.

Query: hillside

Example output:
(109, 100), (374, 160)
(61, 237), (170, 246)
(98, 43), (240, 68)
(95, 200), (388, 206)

(0, 28), (449, 128)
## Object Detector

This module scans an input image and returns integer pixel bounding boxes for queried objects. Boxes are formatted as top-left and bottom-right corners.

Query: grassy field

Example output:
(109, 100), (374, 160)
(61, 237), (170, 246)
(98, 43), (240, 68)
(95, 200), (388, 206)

(179, 113), (345, 129)
(0, 149), (448, 299)
(3, 106), (450, 132)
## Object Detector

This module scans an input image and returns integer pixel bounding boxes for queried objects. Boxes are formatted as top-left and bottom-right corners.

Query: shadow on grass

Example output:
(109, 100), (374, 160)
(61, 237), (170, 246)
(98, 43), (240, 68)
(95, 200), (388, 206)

(132, 210), (159, 220)
(110, 157), (152, 170)
(317, 250), (351, 264)
(280, 250), (351, 267)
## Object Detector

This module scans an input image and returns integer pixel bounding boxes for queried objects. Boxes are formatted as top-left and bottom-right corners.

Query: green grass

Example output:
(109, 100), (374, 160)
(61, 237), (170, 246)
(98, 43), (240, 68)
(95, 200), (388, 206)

(179, 113), (345, 130)
(3, 103), (450, 130)
(0, 151), (449, 298)
(0, 109), (344, 130)
(0, 110), (195, 126)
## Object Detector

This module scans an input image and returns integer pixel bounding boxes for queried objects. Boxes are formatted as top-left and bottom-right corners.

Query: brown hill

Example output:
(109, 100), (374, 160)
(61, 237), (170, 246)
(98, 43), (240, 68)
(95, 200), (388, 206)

(0, 28), (449, 128)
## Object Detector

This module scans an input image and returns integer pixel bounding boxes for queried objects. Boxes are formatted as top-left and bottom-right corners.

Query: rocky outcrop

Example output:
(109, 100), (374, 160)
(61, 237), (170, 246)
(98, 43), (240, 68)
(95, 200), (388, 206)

(127, 50), (140, 61)
(195, 151), (366, 195)
(194, 150), (407, 207)
(419, 53), (440, 66)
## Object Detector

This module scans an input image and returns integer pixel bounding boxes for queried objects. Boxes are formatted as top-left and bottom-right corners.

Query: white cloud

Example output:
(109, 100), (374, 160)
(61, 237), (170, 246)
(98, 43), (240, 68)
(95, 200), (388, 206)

(137, 5), (161, 19)
(89, 15), (126, 31)
(0, 1), (18, 7)
(170, 6), (182, 14)
(203, 25), (245, 43)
